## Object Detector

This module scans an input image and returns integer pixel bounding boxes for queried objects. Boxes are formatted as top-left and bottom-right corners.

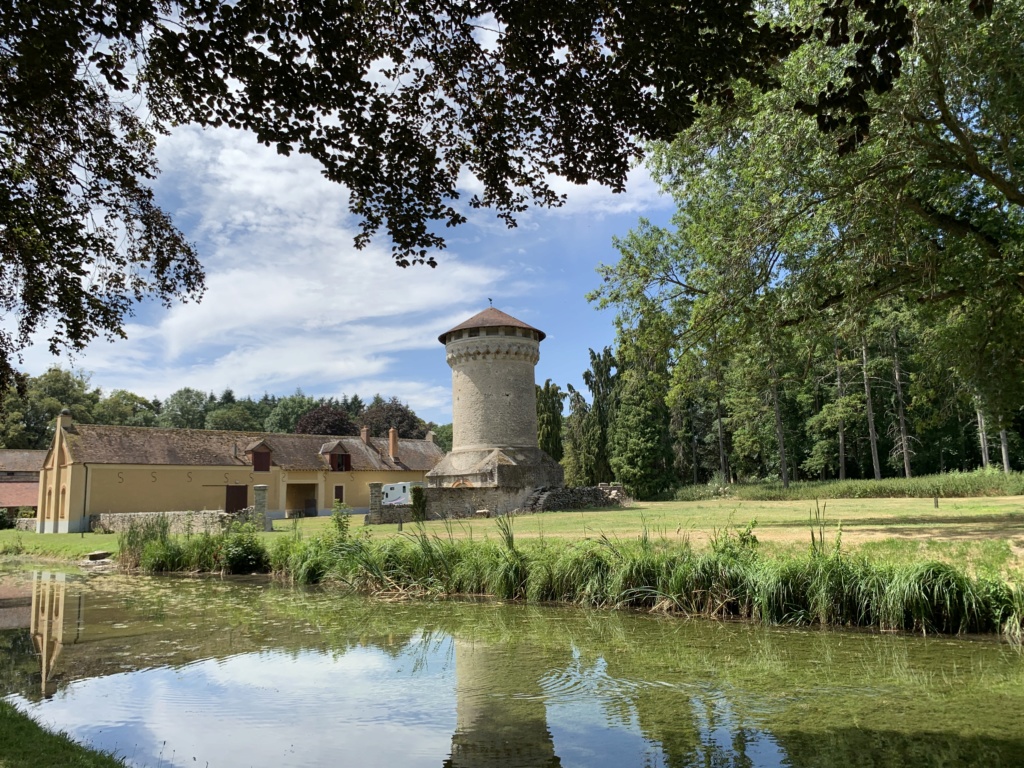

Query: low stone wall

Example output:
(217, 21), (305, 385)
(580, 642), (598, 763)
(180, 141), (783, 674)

(14, 518), (37, 532)
(533, 485), (628, 511)
(89, 509), (261, 535)
(426, 486), (533, 520)
(365, 504), (416, 525)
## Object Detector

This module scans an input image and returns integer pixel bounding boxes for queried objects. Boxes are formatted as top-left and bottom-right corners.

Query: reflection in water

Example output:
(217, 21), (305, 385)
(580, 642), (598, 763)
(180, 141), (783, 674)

(1, 569), (1023, 767)
(30, 571), (83, 698)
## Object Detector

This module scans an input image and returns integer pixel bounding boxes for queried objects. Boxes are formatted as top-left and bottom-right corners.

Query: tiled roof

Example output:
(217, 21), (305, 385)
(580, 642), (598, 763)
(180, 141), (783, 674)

(0, 482), (39, 508)
(61, 425), (444, 472)
(0, 450), (46, 472)
(438, 307), (545, 343)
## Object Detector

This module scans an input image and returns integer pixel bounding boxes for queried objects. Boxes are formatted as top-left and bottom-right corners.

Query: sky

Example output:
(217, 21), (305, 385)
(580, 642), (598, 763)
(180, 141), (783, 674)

(17, 125), (674, 426)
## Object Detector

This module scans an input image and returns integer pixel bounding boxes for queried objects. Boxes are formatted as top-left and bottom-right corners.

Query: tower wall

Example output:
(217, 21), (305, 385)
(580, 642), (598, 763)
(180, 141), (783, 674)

(447, 335), (539, 452)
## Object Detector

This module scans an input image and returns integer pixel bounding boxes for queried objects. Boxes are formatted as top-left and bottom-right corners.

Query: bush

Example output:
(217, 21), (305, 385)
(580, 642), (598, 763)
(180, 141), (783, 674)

(0, 509), (15, 531)
(410, 486), (427, 522)
(221, 522), (269, 573)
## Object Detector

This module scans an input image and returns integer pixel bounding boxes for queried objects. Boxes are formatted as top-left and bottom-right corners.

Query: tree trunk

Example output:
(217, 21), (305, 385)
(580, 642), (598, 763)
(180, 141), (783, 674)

(836, 351), (846, 481)
(1001, 429), (1010, 473)
(892, 343), (912, 479)
(977, 409), (990, 468)
(769, 364), (790, 489)
(862, 342), (882, 480)
(715, 398), (729, 482)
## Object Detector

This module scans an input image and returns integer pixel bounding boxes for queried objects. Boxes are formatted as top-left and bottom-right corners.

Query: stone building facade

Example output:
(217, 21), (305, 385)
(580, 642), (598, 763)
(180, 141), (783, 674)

(425, 308), (563, 514)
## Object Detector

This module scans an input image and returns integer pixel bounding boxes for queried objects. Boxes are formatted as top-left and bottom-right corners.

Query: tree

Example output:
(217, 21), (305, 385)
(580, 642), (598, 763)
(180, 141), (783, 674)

(361, 396), (427, 439)
(94, 390), (159, 428)
(205, 403), (262, 432)
(263, 391), (317, 433)
(609, 343), (674, 499)
(431, 423), (454, 453)
(3, 0), (985, 396)
(157, 388), (208, 430)
(0, 367), (100, 448)
(294, 405), (358, 436)
(536, 380), (566, 462)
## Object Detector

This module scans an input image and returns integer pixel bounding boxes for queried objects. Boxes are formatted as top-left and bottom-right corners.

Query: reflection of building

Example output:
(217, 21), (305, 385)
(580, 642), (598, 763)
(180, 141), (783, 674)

(36, 411), (444, 532)
(426, 308), (562, 514)
(30, 572), (82, 698)
(447, 639), (562, 768)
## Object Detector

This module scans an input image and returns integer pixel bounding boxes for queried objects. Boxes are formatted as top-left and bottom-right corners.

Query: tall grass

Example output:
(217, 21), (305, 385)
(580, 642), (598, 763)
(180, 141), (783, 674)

(118, 517), (267, 575)
(676, 468), (1024, 502)
(115, 512), (1024, 643)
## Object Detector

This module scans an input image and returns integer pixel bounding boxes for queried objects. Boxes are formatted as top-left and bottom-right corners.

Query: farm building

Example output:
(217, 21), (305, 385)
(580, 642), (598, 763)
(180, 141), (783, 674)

(35, 411), (444, 533)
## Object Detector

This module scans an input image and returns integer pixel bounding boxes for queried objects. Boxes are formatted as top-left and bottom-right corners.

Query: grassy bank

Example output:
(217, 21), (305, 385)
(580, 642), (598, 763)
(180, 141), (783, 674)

(677, 468), (1024, 501)
(121, 511), (1024, 643)
(0, 701), (126, 768)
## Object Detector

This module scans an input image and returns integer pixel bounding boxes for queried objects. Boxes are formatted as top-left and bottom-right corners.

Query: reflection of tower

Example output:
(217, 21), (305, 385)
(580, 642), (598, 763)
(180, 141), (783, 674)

(445, 639), (561, 768)
(426, 308), (563, 490)
(30, 572), (74, 698)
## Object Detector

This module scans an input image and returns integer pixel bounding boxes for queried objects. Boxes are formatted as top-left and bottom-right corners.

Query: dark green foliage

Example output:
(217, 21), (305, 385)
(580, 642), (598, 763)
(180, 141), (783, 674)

(609, 369), (674, 499)
(410, 486), (427, 523)
(563, 349), (618, 486)
(295, 405), (358, 436)
(536, 379), (565, 461)
(360, 396), (428, 439)
(221, 523), (269, 574)
(430, 424), (453, 453)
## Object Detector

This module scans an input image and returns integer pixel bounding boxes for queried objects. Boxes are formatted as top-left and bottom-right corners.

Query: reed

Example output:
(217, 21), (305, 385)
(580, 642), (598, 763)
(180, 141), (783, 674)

(116, 511), (1024, 643)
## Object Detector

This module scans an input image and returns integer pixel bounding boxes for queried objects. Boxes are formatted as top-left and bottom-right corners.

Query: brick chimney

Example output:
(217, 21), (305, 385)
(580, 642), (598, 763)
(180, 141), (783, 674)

(56, 408), (73, 431)
(360, 425), (370, 445)
(388, 427), (399, 461)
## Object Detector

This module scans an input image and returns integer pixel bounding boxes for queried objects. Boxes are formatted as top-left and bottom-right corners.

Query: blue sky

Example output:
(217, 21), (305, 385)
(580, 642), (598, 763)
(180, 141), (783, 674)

(18, 126), (673, 425)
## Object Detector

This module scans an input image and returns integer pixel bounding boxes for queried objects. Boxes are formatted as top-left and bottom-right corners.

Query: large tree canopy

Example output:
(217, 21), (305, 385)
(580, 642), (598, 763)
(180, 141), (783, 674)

(595, 0), (1022, 421)
(0, 0), (989, 398)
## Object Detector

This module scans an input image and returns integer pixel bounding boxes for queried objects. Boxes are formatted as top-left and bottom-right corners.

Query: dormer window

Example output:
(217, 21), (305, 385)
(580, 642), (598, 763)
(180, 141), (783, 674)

(330, 453), (351, 472)
(245, 439), (272, 472)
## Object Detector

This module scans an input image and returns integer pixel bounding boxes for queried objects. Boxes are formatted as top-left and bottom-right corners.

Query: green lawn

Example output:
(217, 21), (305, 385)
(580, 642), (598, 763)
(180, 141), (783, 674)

(0, 701), (126, 768)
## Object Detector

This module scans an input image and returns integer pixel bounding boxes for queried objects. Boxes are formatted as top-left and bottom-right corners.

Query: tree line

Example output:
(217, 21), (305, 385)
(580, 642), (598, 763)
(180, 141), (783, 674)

(543, 0), (1023, 499)
(0, 368), (447, 451)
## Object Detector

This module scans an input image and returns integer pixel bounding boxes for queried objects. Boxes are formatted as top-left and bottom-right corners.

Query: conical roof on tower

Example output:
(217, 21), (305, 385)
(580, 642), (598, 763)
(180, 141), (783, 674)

(438, 308), (546, 343)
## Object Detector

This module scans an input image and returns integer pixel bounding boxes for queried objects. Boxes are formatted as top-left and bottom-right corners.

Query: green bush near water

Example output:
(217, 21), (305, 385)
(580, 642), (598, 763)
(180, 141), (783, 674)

(675, 468), (1024, 502)
(119, 516), (268, 574)
(118, 513), (1024, 643)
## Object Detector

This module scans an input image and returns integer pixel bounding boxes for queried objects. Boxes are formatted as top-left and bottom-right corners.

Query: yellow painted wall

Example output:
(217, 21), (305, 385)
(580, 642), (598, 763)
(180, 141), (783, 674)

(35, 421), (437, 532)
(86, 465), (268, 515)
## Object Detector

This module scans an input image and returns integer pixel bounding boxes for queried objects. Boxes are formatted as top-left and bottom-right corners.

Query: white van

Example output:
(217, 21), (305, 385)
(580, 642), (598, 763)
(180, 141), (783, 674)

(381, 481), (423, 505)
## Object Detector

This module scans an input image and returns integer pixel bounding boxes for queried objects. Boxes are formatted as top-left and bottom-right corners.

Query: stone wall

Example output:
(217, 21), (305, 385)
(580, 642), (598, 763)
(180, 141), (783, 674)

(14, 518), (37, 532)
(530, 485), (628, 512)
(425, 486), (533, 519)
(365, 504), (416, 525)
(89, 508), (262, 535)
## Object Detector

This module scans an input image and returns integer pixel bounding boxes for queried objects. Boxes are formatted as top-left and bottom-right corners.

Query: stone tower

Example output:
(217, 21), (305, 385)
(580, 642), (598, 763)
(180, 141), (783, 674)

(426, 308), (563, 490)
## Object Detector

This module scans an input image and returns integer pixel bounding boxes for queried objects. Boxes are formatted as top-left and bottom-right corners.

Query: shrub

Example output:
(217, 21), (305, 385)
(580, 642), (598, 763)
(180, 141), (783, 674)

(221, 522), (269, 574)
(410, 486), (427, 523)
(118, 515), (171, 570)
(331, 499), (351, 541)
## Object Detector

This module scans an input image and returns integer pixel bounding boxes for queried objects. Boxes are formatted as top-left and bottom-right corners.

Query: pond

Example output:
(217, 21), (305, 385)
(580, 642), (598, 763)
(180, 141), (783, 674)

(2, 566), (1023, 767)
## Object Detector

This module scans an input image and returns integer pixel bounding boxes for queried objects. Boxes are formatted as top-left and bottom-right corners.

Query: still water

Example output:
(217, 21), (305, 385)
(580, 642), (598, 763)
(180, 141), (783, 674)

(2, 567), (1023, 767)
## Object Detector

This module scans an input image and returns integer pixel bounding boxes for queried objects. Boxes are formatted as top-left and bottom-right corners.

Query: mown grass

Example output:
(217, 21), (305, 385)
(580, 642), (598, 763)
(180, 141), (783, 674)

(0, 530), (119, 560)
(0, 700), (126, 768)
